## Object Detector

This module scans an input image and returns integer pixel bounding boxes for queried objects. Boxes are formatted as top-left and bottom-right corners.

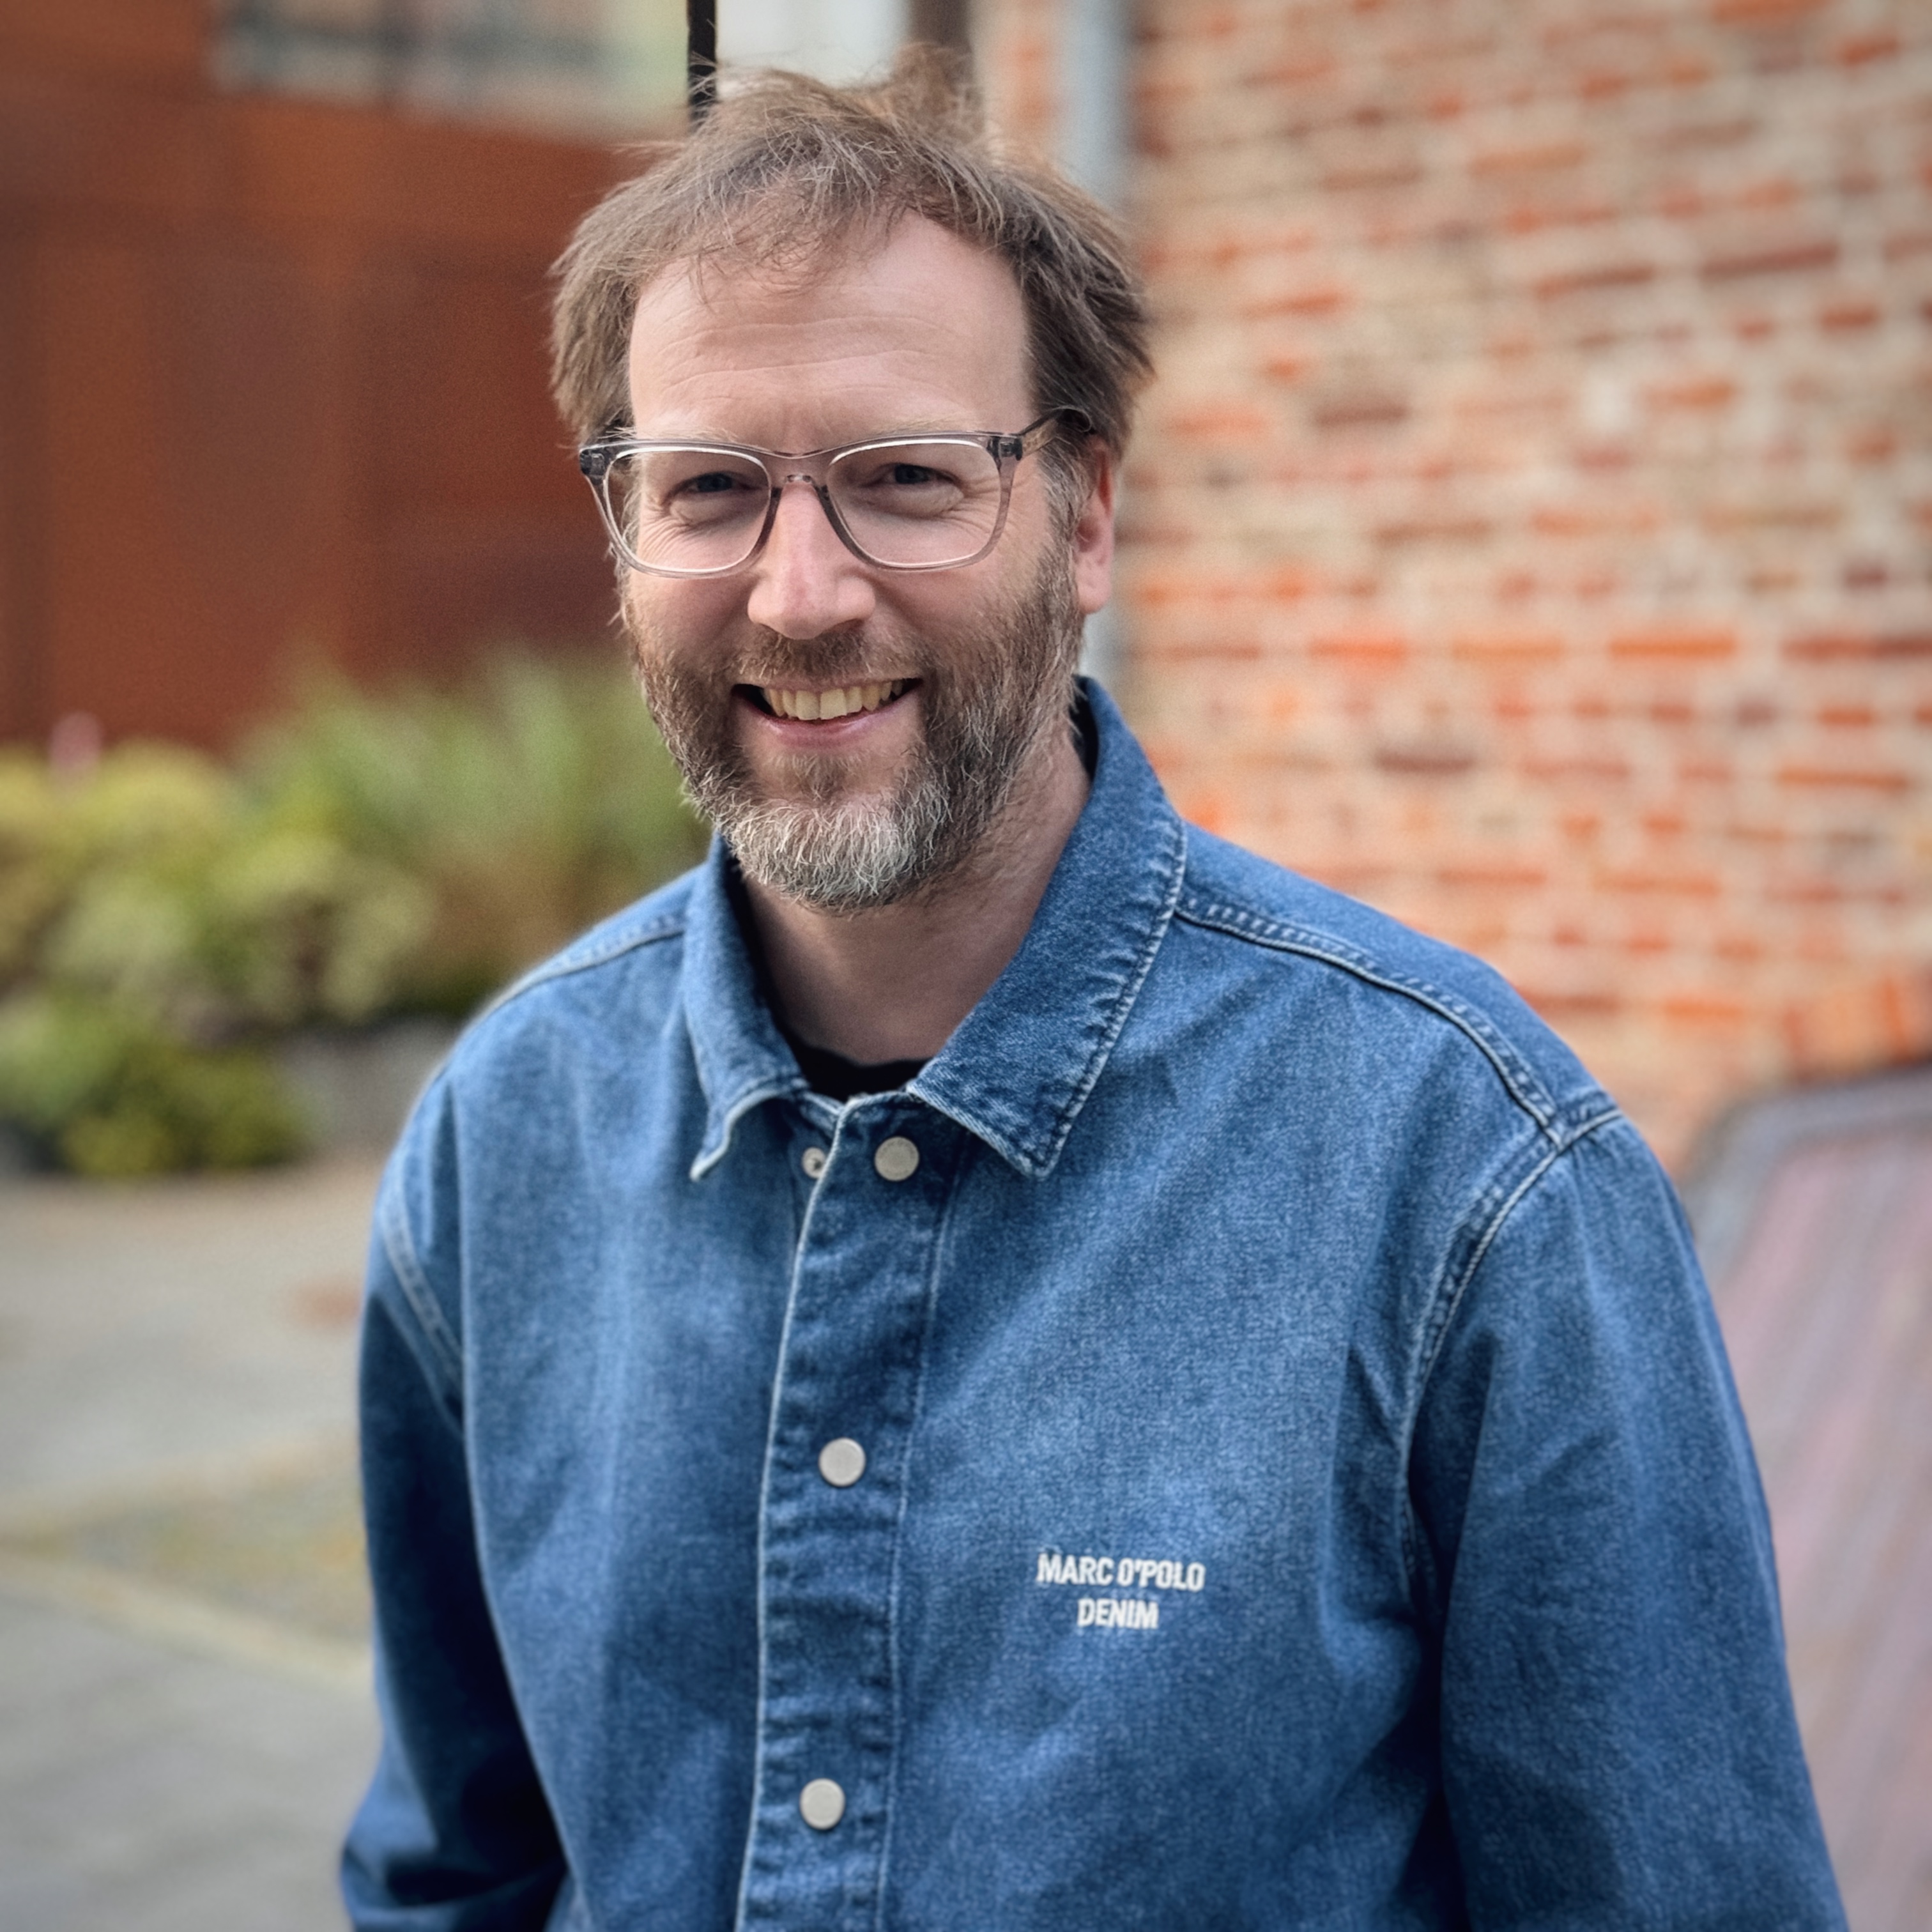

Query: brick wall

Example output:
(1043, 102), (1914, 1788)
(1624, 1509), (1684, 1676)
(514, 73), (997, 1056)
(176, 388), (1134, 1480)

(983, 0), (1932, 1165)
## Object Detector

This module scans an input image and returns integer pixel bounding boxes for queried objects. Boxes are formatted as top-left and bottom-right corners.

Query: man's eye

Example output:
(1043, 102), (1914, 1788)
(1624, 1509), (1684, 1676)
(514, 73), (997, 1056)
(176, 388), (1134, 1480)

(678, 471), (749, 496)
(848, 460), (962, 494)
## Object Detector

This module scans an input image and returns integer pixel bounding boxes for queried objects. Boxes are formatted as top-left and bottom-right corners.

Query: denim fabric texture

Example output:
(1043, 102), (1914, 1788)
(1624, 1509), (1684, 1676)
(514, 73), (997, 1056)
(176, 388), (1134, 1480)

(343, 681), (1844, 1931)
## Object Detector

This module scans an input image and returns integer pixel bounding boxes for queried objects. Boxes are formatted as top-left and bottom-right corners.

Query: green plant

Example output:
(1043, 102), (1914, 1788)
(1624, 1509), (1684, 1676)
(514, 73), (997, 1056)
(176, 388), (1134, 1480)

(0, 990), (305, 1177)
(0, 751), (68, 988)
(240, 654), (708, 1014)
(0, 650), (706, 1174)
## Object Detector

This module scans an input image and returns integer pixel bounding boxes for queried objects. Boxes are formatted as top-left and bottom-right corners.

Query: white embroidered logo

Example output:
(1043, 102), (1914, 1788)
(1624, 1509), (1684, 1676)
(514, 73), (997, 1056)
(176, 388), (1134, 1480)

(1035, 1549), (1207, 1632)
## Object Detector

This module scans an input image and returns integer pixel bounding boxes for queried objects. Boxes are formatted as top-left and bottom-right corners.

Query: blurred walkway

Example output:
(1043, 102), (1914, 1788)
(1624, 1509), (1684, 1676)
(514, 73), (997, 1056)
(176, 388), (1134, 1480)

(0, 1159), (382, 1932)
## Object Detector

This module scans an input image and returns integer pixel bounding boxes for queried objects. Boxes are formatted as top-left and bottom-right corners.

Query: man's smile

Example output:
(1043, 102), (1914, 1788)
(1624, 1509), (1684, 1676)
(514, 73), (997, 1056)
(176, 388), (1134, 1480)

(739, 678), (918, 723)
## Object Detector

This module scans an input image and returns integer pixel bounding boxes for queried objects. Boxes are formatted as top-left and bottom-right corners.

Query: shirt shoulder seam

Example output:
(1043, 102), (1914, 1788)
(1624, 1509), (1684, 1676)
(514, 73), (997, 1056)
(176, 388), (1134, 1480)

(1399, 1105), (1627, 1582)
(375, 1156), (466, 1422)
(375, 914), (687, 1411)
(1172, 892), (1567, 1135)
(466, 912), (686, 1027)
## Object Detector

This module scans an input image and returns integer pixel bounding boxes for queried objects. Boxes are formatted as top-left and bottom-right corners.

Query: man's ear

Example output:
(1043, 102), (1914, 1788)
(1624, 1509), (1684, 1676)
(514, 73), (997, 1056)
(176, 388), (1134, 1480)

(1070, 440), (1116, 617)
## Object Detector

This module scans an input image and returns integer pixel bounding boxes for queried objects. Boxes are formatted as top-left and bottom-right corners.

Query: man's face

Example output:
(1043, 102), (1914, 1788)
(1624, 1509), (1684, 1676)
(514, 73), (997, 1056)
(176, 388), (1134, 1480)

(620, 217), (1112, 912)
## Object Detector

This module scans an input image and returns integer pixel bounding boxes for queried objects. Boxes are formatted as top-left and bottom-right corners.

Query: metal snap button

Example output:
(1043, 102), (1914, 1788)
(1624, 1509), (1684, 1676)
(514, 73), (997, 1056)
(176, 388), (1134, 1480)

(801, 1145), (827, 1179)
(873, 1135), (919, 1182)
(799, 1777), (846, 1830)
(817, 1437), (866, 1488)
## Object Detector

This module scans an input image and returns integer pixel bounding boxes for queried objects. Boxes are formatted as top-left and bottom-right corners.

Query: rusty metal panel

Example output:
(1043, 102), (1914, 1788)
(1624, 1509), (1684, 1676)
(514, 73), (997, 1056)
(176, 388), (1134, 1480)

(0, 0), (627, 746)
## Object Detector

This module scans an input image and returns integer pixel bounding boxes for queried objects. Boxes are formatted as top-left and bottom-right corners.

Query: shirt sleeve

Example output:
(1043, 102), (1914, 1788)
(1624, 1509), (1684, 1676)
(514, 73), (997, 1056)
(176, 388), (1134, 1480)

(341, 1105), (567, 1931)
(1407, 1116), (1847, 1929)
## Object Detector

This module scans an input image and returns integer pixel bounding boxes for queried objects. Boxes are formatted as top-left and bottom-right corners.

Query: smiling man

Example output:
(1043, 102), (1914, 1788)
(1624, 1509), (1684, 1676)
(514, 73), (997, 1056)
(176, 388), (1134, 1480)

(342, 55), (1844, 1932)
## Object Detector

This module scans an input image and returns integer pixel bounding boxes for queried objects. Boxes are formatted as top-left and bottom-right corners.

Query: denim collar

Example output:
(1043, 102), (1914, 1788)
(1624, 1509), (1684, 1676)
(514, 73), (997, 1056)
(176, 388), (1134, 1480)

(683, 678), (1187, 1181)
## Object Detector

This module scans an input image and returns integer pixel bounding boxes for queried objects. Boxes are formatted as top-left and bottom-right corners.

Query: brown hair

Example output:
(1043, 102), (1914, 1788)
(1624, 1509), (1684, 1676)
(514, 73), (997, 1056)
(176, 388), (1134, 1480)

(549, 47), (1152, 503)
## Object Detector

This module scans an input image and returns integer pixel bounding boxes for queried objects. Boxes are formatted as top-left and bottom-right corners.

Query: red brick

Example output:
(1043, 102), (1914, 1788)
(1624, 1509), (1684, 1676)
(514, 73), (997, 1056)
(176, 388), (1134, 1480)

(1374, 514), (1493, 544)
(1775, 766), (1914, 793)
(1375, 742), (1480, 776)
(1533, 505), (1662, 537)
(1664, 56), (1715, 87)
(1241, 286), (1351, 318)
(1608, 627), (1738, 661)
(1308, 392), (1411, 431)
(1522, 757), (1632, 783)
(1439, 862), (1547, 889)
(1597, 868), (1723, 898)
(1646, 376), (1738, 410)
(1533, 261), (1657, 299)
(1307, 630), (1409, 668)
(1701, 238), (1839, 280)
(1319, 157), (1425, 193)
(1469, 139), (1589, 176)
(1452, 631), (1564, 663)
(1164, 404), (1271, 443)
(1519, 989), (1623, 1021)
(1836, 32), (1898, 66)
(1784, 631), (1932, 661)
(1660, 992), (1752, 1026)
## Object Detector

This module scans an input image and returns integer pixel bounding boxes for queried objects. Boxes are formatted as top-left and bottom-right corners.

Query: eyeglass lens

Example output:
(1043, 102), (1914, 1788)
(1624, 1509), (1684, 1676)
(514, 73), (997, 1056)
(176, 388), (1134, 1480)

(602, 440), (1007, 572)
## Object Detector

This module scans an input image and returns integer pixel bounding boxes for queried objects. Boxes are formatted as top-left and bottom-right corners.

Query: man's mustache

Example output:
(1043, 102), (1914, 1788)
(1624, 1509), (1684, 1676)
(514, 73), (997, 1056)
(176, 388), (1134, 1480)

(620, 601), (919, 690)
(725, 627), (916, 688)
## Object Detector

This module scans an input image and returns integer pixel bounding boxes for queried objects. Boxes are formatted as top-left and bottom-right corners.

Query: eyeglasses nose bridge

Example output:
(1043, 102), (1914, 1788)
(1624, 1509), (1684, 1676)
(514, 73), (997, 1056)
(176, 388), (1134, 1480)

(749, 469), (852, 570)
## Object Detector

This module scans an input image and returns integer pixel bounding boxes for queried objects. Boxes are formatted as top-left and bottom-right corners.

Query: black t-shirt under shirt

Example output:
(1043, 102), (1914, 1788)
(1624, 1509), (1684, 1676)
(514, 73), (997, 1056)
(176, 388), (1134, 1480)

(783, 1035), (928, 1103)
(722, 864), (928, 1100)
(732, 694), (1099, 1103)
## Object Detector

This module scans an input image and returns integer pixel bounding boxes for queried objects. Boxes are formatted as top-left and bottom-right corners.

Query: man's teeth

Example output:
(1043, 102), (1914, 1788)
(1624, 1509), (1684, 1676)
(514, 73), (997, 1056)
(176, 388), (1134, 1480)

(760, 679), (908, 721)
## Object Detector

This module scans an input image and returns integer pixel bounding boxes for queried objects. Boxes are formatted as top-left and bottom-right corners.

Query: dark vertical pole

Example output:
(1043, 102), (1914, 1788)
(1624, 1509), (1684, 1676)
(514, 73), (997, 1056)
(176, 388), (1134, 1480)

(907, 0), (971, 55)
(686, 0), (717, 125)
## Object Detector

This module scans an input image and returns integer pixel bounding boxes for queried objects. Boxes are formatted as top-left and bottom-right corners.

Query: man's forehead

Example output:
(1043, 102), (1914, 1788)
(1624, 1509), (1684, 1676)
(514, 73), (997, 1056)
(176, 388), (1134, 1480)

(632, 212), (1018, 321)
(624, 216), (1033, 436)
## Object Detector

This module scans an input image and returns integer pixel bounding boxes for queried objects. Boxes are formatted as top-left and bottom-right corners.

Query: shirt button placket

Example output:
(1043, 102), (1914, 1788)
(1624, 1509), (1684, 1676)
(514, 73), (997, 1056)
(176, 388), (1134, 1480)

(741, 1114), (947, 1927)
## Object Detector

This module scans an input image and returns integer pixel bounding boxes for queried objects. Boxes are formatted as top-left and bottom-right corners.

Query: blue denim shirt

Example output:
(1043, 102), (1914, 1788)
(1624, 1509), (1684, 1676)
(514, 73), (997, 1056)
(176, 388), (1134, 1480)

(345, 682), (1843, 1930)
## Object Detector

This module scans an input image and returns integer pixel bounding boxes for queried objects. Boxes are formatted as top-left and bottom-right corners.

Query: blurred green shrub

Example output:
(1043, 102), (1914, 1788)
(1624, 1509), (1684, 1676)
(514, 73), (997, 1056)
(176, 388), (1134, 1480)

(0, 653), (705, 1176)
(0, 991), (306, 1177)
(241, 654), (706, 1016)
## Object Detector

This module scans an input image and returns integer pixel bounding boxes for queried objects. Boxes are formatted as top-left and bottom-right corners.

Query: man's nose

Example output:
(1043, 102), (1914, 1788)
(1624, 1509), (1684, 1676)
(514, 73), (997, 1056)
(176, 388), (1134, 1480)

(742, 480), (877, 640)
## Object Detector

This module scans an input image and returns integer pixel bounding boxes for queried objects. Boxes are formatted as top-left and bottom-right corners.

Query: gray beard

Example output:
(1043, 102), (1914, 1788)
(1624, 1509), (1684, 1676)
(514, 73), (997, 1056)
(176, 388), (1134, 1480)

(629, 551), (1084, 914)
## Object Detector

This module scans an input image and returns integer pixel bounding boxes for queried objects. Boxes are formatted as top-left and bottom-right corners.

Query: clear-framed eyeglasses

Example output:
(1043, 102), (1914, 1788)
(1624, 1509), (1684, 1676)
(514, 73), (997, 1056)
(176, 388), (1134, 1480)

(576, 411), (1076, 579)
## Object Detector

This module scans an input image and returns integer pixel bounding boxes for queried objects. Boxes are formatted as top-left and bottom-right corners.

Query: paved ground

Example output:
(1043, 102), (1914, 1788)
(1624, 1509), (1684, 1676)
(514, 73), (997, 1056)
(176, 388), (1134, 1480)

(0, 1158), (383, 1932)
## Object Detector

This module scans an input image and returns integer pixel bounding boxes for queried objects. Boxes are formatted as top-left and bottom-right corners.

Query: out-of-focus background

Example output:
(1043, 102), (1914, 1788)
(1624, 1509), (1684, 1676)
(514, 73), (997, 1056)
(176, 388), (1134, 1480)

(0, 1), (1926, 1926)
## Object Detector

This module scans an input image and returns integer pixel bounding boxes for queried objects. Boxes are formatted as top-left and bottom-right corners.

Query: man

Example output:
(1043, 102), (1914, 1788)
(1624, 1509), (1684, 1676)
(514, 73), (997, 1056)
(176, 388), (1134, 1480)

(344, 55), (1844, 1931)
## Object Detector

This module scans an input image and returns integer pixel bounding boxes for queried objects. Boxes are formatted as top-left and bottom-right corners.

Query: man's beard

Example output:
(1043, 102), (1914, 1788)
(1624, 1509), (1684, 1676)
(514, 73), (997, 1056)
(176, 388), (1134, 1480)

(627, 549), (1084, 914)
